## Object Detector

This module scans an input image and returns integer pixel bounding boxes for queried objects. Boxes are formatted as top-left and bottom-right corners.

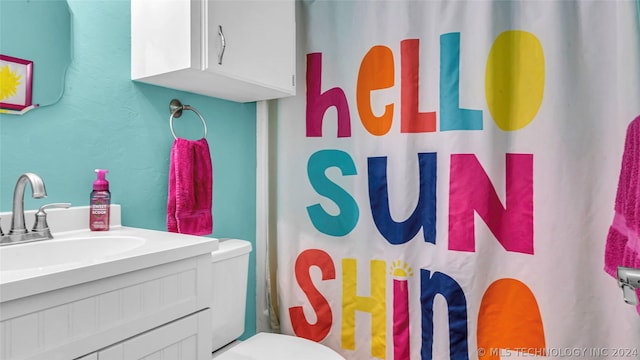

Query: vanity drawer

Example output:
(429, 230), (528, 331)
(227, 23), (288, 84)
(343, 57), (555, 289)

(98, 309), (211, 360)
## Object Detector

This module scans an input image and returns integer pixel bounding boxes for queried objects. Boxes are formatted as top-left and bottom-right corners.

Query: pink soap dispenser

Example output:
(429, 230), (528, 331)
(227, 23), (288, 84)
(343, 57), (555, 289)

(90, 169), (111, 231)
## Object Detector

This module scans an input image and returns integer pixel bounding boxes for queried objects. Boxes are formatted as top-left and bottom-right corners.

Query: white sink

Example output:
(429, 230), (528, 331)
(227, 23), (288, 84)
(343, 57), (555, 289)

(0, 235), (146, 272)
(0, 205), (218, 303)
(0, 205), (218, 360)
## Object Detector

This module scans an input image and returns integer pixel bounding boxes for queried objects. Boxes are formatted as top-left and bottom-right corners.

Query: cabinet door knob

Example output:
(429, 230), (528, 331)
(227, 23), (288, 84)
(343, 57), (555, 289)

(217, 25), (226, 65)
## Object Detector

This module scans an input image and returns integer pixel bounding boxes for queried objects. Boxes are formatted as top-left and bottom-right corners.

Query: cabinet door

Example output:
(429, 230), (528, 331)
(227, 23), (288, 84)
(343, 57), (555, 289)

(76, 354), (98, 360)
(207, 0), (295, 94)
(98, 309), (211, 360)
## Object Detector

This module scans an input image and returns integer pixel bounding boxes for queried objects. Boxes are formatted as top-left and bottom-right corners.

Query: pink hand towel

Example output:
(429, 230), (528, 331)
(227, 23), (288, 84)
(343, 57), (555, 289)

(604, 115), (640, 314)
(167, 138), (213, 236)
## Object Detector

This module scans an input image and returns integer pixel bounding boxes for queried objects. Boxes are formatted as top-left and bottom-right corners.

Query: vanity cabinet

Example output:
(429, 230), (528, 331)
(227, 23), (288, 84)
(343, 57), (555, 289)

(76, 354), (97, 360)
(131, 0), (296, 103)
(1, 253), (213, 360)
(87, 309), (210, 360)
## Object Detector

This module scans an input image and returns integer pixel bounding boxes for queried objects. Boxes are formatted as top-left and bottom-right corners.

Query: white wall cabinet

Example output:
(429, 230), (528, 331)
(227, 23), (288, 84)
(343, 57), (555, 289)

(131, 0), (296, 103)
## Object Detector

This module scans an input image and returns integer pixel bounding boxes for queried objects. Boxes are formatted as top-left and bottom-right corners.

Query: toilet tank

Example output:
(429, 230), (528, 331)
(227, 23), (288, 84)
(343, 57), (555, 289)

(210, 238), (253, 351)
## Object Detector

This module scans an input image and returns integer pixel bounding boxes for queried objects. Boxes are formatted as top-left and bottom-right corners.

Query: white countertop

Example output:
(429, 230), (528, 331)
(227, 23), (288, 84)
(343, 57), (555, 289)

(0, 205), (218, 302)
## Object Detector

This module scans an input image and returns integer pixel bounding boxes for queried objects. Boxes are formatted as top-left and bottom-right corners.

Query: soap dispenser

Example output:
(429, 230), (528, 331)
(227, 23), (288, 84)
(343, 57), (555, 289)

(90, 169), (111, 231)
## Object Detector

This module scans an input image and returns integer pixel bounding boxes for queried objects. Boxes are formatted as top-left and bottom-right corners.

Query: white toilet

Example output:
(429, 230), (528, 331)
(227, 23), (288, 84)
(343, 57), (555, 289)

(209, 239), (345, 360)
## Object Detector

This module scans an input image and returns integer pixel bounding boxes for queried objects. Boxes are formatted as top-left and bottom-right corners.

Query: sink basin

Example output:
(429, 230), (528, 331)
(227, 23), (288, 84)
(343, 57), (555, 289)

(0, 235), (146, 272)
(0, 204), (220, 360)
(0, 205), (218, 304)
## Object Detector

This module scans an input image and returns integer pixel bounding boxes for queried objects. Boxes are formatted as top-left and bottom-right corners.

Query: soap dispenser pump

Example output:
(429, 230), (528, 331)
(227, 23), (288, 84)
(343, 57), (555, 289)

(90, 169), (111, 231)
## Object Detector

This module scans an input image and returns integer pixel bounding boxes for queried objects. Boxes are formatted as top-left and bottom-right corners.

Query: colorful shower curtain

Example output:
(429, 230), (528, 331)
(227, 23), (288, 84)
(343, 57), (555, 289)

(275, 1), (640, 359)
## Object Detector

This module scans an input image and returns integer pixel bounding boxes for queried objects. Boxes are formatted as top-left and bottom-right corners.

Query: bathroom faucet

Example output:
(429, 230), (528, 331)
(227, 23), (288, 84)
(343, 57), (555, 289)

(0, 173), (71, 245)
(9, 173), (47, 235)
(617, 266), (640, 305)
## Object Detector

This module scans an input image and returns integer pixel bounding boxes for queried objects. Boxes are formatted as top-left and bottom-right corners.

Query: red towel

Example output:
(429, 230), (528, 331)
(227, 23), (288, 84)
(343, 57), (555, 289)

(605, 115), (640, 314)
(167, 138), (213, 236)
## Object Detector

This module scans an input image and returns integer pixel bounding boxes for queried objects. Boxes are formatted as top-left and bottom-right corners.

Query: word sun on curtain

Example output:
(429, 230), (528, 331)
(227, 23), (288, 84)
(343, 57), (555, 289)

(273, 1), (640, 359)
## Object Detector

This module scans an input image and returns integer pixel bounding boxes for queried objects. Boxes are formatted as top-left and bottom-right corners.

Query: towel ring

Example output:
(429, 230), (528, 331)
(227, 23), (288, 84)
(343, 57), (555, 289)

(169, 99), (208, 140)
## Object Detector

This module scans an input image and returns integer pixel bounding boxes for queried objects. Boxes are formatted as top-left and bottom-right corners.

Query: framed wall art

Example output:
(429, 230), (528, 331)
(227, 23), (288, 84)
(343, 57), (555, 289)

(0, 54), (33, 112)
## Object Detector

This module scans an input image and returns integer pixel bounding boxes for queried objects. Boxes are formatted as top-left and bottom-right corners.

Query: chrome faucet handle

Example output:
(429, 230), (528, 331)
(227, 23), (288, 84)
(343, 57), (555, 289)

(32, 202), (72, 233)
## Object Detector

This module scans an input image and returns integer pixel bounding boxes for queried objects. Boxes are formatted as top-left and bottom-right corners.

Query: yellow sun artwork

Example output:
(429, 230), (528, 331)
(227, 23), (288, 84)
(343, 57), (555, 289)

(389, 260), (414, 279)
(0, 64), (22, 101)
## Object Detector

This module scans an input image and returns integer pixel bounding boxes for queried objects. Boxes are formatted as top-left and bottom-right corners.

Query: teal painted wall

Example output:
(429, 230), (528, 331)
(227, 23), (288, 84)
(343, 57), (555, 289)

(0, 0), (71, 106)
(0, 0), (257, 340)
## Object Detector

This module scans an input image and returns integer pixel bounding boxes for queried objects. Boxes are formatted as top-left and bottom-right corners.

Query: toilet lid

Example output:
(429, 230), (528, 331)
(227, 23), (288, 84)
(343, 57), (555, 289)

(213, 333), (345, 360)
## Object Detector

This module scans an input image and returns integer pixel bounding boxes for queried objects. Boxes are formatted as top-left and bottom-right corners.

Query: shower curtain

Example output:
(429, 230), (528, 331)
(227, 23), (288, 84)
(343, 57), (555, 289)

(274, 1), (640, 359)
